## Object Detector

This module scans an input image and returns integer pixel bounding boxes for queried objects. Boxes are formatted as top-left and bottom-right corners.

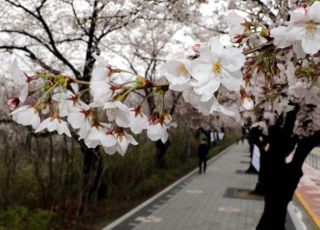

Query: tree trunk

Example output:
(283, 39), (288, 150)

(256, 161), (302, 230)
(154, 140), (170, 169)
(256, 129), (320, 230)
(79, 141), (103, 212)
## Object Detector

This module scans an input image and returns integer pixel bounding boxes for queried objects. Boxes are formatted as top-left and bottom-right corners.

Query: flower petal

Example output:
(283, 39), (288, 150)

(308, 2), (320, 22)
(220, 69), (242, 91)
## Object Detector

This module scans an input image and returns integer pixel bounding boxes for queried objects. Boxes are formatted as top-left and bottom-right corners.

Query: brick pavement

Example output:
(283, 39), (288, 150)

(104, 143), (296, 230)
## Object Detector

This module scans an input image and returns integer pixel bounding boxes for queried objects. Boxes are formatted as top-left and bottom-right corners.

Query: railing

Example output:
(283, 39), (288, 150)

(305, 150), (320, 170)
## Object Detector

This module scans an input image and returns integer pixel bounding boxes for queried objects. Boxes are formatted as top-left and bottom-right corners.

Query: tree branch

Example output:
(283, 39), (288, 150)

(3, 0), (81, 77)
(0, 45), (61, 74)
(82, 0), (99, 81)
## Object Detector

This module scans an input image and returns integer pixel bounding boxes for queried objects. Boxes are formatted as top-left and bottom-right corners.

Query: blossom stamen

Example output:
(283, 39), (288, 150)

(305, 21), (316, 36)
(212, 62), (222, 74)
(176, 64), (188, 75)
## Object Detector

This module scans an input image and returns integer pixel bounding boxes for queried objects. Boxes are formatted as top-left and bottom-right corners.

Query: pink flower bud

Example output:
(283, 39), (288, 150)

(241, 97), (254, 110)
(7, 97), (20, 110)
(192, 44), (201, 53)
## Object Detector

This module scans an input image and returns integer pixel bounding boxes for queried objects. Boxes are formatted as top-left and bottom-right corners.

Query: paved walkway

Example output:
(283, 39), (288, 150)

(295, 147), (320, 229)
(104, 143), (296, 230)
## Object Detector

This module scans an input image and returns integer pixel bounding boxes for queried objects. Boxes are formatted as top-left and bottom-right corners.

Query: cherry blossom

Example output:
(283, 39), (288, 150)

(84, 125), (117, 149)
(129, 107), (148, 134)
(10, 105), (40, 129)
(162, 59), (191, 86)
(90, 58), (116, 105)
(188, 38), (245, 101)
(52, 90), (82, 117)
(271, 2), (320, 54)
(103, 101), (130, 128)
(147, 113), (176, 143)
(10, 59), (29, 103)
(226, 12), (247, 43)
(182, 88), (235, 116)
(103, 130), (138, 155)
(35, 115), (71, 137)
(67, 104), (93, 140)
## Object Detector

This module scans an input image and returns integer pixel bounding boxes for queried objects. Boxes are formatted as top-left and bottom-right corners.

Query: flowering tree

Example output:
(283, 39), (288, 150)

(3, 0), (320, 229)
(0, 0), (204, 210)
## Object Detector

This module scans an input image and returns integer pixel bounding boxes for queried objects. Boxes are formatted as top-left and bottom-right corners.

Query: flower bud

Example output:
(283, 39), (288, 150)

(241, 96), (254, 110)
(240, 87), (254, 110)
(192, 44), (201, 53)
(7, 97), (20, 110)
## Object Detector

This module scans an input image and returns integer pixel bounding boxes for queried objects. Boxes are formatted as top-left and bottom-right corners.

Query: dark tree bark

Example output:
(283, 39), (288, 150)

(79, 141), (103, 211)
(155, 140), (170, 169)
(256, 107), (320, 229)
(250, 127), (268, 195)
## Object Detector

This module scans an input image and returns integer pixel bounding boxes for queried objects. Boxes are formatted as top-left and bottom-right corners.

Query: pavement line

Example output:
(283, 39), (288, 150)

(288, 202), (307, 230)
(295, 190), (320, 229)
(102, 143), (235, 230)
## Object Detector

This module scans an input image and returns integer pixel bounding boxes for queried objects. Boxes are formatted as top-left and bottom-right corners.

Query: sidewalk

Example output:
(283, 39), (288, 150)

(295, 147), (320, 229)
(103, 143), (295, 230)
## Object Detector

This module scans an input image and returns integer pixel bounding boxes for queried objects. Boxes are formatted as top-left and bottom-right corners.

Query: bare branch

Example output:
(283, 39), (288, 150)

(3, 0), (81, 77)
(0, 45), (61, 74)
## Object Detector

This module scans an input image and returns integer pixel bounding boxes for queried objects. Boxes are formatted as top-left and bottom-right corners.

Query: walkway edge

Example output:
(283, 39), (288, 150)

(102, 143), (235, 230)
(288, 202), (307, 230)
(295, 190), (320, 229)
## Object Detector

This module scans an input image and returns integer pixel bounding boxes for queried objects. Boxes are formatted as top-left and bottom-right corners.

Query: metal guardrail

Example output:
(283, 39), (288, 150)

(305, 153), (320, 170)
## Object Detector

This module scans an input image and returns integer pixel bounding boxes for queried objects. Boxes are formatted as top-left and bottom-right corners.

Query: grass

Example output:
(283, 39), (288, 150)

(0, 122), (239, 229)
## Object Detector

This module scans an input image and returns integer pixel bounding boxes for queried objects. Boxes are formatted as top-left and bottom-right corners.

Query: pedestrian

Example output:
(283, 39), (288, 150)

(198, 138), (209, 174)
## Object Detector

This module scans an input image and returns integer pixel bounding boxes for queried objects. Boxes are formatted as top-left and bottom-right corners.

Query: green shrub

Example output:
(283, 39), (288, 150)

(0, 207), (55, 230)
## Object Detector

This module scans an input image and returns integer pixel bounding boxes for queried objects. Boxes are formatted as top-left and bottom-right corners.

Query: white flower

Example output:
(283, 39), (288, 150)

(147, 114), (176, 143)
(270, 27), (306, 58)
(270, 26), (293, 48)
(272, 2), (320, 54)
(103, 130), (138, 156)
(10, 59), (29, 103)
(129, 107), (148, 134)
(67, 104), (92, 140)
(169, 82), (192, 92)
(90, 59), (115, 105)
(182, 88), (235, 116)
(52, 90), (82, 117)
(10, 105), (40, 129)
(226, 12), (246, 42)
(147, 122), (169, 143)
(84, 125), (117, 149)
(162, 59), (191, 86)
(36, 115), (71, 137)
(188, 38), (245, 101)
(103, 101), (130, 128)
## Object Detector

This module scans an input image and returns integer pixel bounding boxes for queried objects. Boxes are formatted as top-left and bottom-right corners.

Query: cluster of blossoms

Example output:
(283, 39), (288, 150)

(220, 1), (320, 137)
(8, 34), (251, 156)
(162, 38), (247, 116)
(8, 57), (176, 155)
(7, 0), (320, 154)
(270, 1), (320, 55)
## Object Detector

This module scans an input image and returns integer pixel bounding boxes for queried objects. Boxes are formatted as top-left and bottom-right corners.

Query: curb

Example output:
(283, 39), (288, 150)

(295, 190), (320, 229)
(288, 202), (308, 230)
(102, 143), (235, 230)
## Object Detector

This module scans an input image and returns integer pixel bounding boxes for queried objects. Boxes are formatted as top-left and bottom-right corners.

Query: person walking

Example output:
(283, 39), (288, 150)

(198, 138), (209, 174)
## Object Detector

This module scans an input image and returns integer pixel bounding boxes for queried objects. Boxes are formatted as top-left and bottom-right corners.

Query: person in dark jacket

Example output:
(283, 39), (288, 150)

(198, 138), (209, 174)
